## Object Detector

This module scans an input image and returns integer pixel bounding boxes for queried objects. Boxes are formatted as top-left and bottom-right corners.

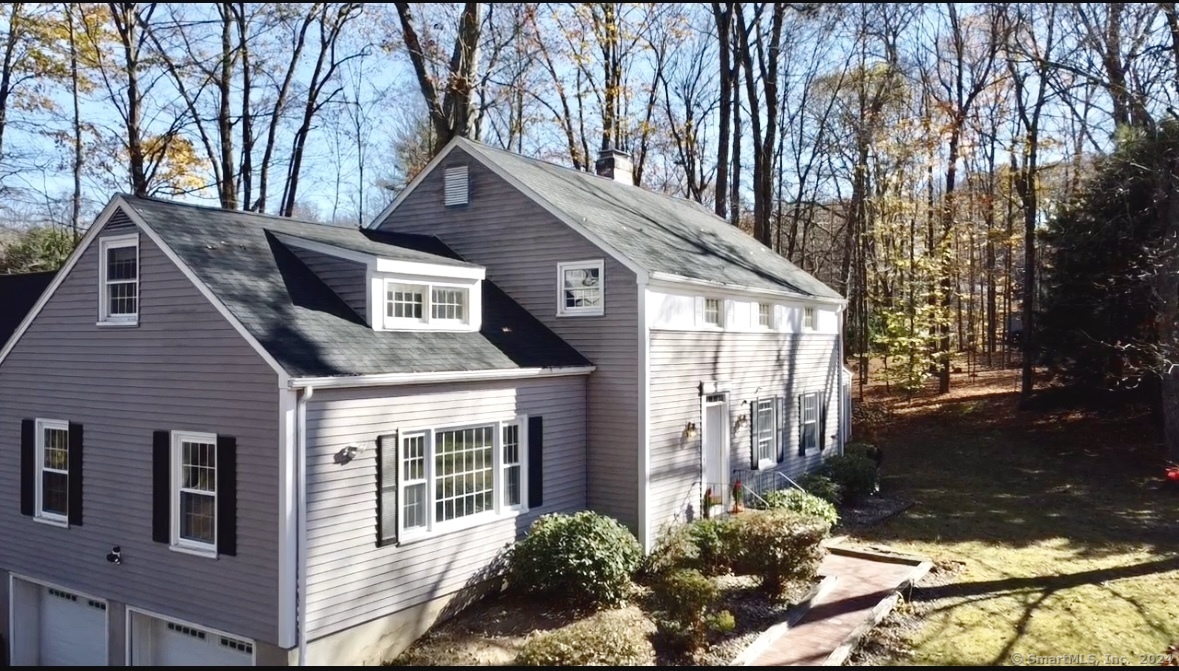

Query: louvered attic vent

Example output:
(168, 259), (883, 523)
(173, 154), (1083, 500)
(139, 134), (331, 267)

(444, 165), (469, 206)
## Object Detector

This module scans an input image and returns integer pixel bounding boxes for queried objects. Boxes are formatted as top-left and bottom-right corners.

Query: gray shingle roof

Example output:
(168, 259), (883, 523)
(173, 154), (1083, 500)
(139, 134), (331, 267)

(0, 270), (55, 347)
(456, 138), (843, 300)
(122, 196), (591, 378)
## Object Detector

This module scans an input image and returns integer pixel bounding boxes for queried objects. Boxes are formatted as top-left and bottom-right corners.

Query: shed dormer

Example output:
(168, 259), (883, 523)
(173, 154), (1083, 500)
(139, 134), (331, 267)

(276, 232), (485, 332)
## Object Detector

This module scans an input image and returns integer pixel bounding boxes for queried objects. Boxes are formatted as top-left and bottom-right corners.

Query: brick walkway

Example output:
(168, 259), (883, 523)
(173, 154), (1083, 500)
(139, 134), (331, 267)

(746, 550), (925, 666)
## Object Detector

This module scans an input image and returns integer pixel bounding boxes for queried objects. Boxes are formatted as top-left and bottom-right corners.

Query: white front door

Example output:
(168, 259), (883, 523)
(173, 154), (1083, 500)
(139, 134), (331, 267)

(38, 585), (108, 665)
(701, 393), (730, 516)
(129, 611), (254, 666)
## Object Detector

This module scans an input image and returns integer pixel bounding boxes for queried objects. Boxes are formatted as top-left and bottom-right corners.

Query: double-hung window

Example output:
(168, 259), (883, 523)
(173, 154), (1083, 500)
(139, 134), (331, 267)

(386, 417), (528, 543)
(384, 280), (469, 328)
(558, 260), (604, 316)
(758, 303), (773, 328)
(803, 307), (816, 331)
(704, 298), (723, 327)
(98, 234), (139, 324)
(799, 392), (821, 454)
(751, 398), (778, 468)
(35, 419), (70, 524)
(173, 431), (217, 553)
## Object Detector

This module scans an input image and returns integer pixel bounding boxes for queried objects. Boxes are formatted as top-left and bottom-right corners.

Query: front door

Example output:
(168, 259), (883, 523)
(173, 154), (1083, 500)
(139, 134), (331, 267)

(702, 393), (729, 517)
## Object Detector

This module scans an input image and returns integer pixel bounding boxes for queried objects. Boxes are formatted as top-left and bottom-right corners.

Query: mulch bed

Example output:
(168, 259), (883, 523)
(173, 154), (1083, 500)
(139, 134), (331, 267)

(837, 494), (914, 531)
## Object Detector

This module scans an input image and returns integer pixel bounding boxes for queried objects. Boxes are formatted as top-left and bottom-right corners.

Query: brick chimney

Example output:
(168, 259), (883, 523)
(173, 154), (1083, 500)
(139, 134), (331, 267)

(595, 148), (634, 186)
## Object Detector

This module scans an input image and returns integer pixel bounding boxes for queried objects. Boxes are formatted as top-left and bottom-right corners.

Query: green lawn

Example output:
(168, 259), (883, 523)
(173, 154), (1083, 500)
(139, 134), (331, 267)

(850, 371), (1179, 666)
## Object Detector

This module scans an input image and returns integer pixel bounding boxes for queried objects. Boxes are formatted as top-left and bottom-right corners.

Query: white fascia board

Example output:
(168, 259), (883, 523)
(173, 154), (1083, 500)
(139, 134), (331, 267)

(375, 258), (484, 280)
(0, 196), (124, 368)
(288, 365), (596, 390)
(118, 198), (292, 386)
(275, 233), (373, 266)
(648, 271), (846, 306)
(636, 273), (651, 553)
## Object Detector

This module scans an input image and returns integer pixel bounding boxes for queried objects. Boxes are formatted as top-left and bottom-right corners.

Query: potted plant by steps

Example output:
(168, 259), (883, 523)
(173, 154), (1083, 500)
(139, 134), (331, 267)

(702, 487), (723, 519)
(731, 480), (744, 514)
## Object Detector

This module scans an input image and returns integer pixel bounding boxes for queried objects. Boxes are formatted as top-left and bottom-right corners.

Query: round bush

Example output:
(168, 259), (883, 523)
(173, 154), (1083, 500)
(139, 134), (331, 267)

(508, 511), (643, 609)
(646, 517), (740, 578)
(822, 454), (879, 503)
(650, 569), (732, 654)
(844, 442), (884, 467)
(516, 610), (655, 666)
(798, 473), (844, 505)
(762, 489), (840, 527)
(731, 509), (831, 595)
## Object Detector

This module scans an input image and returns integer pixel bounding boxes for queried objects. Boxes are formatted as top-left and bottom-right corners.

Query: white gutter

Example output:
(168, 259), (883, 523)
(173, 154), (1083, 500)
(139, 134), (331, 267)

(648, 271), (847, 306)
(287, 365), (596, 390)
(296, 385), (315, 666)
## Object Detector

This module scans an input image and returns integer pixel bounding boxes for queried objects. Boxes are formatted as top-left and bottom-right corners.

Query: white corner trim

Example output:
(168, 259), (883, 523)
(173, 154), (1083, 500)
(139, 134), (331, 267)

(277, 387), (298, 649)
(0, 196), (125, 368)
(648, 271), (846, 306)
(115, 197), (292, 386)
(287, 365), (596, 390)
(637, 275), (651, 553)
(368, 137), (651, 282)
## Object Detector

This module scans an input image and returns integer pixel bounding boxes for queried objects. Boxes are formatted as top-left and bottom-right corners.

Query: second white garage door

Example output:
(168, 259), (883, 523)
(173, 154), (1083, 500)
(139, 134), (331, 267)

(129, 611), (254, 666)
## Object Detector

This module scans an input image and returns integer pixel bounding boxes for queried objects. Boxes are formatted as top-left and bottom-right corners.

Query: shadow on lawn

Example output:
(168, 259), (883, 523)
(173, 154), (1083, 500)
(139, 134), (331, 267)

(852, 385), (1179, 558)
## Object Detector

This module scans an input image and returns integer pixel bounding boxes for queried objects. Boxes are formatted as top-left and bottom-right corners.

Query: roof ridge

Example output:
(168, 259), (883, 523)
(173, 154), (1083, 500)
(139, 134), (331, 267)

(121, 193), (359, 232)
(458, 138), (725, 214)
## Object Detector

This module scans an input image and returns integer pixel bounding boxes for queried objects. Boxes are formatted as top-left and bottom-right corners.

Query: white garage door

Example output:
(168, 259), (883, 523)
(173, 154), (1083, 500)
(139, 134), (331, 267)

(38, 586), (108, 665)
(131, 614), (253, 666)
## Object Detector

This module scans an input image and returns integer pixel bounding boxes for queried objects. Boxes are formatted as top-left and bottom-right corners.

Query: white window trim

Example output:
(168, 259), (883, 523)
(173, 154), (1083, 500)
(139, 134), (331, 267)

(756, 302), (774, 329)
(557, 260), (605, 317)
(703, 297), (725, 328)
(170, 430), (218, 558)
(34, 418), (70, 527)
(751, 399), (777, 469)
(97, 233), (140, 326)
(397, 416), (528, 544)
(800, 392), (821, 455)
(380, 277), (476, 331)
(803, 306), (817, 331)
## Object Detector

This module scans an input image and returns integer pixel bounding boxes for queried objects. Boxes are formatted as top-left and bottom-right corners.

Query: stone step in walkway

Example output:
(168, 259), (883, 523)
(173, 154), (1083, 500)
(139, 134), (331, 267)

(736, 544), (932, 666)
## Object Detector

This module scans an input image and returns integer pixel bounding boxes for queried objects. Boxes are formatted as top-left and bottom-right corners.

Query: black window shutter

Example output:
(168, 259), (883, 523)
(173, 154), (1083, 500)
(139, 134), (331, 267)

(376, 433), (398, 546)
(749, 400), (761, 469)
(20, 419), (35, 517)
(776, 396), (786, 464)
(152, 431), (171, 543)
(797, 395), (806, 456)
(217, 435), (237, 556)
(819, 391), (828, 451)
(68, 422), (84, 526)
(528, 416), (543, 508)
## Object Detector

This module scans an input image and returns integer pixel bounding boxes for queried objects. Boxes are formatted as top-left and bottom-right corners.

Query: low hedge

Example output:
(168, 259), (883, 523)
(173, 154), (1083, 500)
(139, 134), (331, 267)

(761, 489), (839, 527)
(822, 454), (879, 503)
(515, 609), (655, 666)
(731, 509), (831, 595)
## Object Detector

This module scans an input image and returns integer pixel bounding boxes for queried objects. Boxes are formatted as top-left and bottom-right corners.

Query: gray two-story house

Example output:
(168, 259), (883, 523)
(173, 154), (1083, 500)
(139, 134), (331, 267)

(0, 138), (848, 666)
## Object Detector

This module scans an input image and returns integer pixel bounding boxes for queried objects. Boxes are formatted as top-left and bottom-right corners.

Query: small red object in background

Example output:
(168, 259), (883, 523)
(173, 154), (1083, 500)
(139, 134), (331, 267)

(1166, 464), (1179, 482)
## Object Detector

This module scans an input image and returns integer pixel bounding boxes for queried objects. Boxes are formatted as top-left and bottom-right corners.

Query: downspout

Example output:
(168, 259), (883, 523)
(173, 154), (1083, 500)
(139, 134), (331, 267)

(296, 385), (315, 666)
(837, 305), (846, 454)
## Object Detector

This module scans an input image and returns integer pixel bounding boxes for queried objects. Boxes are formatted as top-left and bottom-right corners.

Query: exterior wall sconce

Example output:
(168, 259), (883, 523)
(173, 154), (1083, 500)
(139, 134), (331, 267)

(682, 421), (699, 440)
(734, 413), (749, 430)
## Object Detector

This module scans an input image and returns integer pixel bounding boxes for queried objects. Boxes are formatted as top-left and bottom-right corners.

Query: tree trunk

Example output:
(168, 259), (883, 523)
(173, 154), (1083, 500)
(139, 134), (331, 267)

(712, 2), (733, 219)
(218, 2), (237, 209)
(67, 3), (83, 242)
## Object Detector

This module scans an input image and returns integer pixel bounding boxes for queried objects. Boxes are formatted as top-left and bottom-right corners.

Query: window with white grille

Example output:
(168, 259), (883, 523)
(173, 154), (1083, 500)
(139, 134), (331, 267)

(387, 284), (425, 321)
(704, 298), (723, 326)
(800, 392), (821, 453)
(384, 280), (470, 328)
(431, 288), (466, 321)
(36, 419), (69, 522)
(751, 398), (777, 467)
(99, 234), (139, 324)
(174, 432), (217, 551)
(758, 303), (772, 328)
(503, 423), (521, 508)
(558, 260), (604, 316)
(804, 307), (816, 330)
(444, 166), (470, 206)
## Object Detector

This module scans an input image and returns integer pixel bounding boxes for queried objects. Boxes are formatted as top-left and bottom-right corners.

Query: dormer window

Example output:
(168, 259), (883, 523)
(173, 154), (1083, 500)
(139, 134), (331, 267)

(382, 279), (474, 330)
(98, 233), (139, 325)
(444, 166), (469, 206)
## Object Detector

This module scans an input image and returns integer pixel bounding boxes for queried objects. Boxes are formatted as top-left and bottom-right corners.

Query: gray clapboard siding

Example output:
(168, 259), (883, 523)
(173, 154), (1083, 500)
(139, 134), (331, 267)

(0, 208), (281, 644)
(288, 245), (369, 321)
(303, 376), (588, 639)
(376, 151), (639, 530)
(647, 331), (841, 531)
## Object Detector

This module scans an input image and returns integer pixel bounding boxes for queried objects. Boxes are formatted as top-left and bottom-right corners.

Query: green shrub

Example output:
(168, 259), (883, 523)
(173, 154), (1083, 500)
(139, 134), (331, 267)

(762, 489), (840, 527)
(798, 473), (844, 505)
(822, 454), (879, 503)
(845, 442), (883, 464)
(650, 569), (733, 653)
(646, 517), (740, 578)
(508, 512), (643, 609)
(515, 610), (655, 666)
(731, 509), (831, 595)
